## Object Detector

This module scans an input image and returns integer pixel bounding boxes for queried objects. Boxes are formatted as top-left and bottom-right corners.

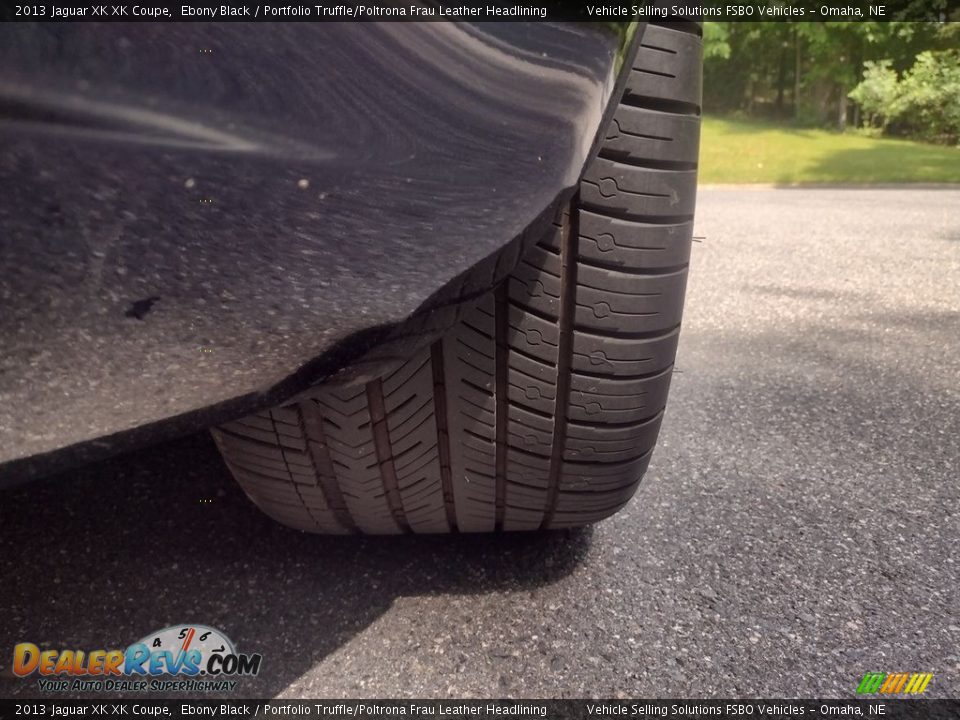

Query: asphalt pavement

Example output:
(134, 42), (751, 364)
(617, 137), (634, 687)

(1, 188), (958, 699)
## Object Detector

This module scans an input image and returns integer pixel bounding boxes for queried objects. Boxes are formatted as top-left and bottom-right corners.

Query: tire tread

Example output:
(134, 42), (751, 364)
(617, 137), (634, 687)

(214, 23), (701, 534)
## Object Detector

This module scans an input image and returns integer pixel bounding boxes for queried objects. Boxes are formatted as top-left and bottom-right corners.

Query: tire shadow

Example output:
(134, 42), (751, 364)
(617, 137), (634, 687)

(0, 433), (593, 698)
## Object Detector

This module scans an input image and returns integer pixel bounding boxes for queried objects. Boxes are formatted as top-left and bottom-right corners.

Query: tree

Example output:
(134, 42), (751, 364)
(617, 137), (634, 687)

(702, 19), (953, 136)
(897, 50), (960, 143)
(848, 60), (899, 130)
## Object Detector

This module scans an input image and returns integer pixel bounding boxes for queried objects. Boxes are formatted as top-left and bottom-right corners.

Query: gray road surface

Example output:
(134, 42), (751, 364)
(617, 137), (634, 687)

(1, 188), (958, 699)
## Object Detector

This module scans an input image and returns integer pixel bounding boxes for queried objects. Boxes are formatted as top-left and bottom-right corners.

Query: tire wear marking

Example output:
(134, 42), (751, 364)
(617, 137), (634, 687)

(540, 200), (579, 529)
(494, 282), (509, 531)
(620, 95), (700, 117)
(365, 379), (411, 533)
(297, 399), (358, 533)
(430, 342), (458, 532)
(267, 409), (324, 532)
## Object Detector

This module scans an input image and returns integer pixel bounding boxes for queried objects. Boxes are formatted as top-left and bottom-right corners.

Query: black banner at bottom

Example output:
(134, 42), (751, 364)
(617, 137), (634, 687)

(1, 700), (959, 720)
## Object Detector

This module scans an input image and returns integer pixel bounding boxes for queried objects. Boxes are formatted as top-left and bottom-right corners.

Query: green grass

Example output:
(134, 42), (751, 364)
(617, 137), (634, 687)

(699, 116), (960, 184)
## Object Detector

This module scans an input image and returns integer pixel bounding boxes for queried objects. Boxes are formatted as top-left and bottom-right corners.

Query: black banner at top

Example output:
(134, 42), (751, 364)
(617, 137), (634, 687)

(0, 0), (957, 22)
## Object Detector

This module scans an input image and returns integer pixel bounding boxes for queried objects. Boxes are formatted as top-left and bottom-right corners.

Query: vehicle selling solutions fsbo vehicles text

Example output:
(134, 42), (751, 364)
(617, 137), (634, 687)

(585, 4), (886, 17)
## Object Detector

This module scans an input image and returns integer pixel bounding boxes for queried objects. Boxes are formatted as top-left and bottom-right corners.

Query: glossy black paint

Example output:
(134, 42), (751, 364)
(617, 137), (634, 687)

(0, 21), (640, 485)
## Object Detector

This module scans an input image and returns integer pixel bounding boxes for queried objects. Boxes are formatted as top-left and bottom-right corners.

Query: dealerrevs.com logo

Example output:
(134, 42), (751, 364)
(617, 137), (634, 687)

(13, 625), (262, 693)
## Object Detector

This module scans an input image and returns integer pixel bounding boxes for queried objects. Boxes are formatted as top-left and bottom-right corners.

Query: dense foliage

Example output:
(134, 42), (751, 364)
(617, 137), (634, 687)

(703, 21), (960, 145)
(849, 51), (960, 144)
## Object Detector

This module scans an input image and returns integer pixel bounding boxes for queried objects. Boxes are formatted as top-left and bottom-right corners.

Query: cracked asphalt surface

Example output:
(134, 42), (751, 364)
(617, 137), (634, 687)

(1, 188), (958, 699)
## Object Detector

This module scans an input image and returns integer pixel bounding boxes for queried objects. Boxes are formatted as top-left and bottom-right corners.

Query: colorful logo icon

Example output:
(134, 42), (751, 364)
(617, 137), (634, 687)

(856, 672), (933, 694)
(13, 624), (261, 680)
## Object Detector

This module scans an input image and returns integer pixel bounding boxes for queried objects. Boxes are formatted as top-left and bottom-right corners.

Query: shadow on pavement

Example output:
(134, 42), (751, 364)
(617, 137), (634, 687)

(0, 432), (592, 697)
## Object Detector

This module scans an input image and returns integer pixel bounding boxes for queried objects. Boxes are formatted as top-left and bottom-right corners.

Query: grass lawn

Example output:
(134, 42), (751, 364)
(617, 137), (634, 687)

(699, 116), (960, 184)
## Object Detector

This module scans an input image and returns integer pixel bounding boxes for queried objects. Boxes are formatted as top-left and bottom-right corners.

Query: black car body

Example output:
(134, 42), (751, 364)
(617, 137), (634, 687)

(0, 21), (643, 485)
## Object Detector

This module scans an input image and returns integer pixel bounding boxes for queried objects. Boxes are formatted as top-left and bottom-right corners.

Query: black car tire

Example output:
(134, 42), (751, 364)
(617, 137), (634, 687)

(211, 23), (702, 534)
